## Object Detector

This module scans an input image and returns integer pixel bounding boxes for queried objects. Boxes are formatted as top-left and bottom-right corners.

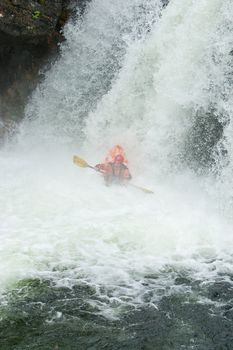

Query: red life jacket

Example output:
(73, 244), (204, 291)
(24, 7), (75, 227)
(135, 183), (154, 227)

(104, 162), (131, 184)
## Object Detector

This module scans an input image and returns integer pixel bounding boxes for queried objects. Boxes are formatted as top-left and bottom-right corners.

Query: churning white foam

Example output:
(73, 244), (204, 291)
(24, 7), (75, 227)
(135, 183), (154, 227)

(1, 0), (233, 314)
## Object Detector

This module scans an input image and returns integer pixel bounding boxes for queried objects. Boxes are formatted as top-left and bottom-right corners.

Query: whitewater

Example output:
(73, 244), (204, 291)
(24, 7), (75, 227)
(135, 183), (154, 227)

(1, 0), (233, 348)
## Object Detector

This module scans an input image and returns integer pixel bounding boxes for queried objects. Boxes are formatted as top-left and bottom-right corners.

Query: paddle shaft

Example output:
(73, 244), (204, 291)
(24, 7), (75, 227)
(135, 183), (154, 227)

(73, 155), (153, 193)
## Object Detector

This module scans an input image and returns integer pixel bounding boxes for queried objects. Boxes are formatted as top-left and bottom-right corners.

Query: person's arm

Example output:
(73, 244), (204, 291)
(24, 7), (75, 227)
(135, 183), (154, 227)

(123, 167), (132, 180)
(94, 163), (106, 173)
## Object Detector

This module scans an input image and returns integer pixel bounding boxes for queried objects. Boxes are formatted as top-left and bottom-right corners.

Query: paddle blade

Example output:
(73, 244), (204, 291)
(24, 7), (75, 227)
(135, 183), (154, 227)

(73, 155), (90, 168)
(130, 184), (154, 194)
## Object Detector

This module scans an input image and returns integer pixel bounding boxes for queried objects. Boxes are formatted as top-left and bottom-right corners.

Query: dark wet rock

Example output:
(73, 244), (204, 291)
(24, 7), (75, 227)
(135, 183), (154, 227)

(0, 0), (167, 142)
(0, 0), (63, 44)
(0, 0), (88, 141)
(162, 0), (170, 8)
(182, 107), (226, 173)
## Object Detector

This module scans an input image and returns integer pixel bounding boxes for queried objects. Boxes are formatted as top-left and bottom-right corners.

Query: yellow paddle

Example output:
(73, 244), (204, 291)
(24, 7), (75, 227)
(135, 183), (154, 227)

(129, 184), (154, 194)
(73, 155), (96, 170)
(73, 155), (154, 194)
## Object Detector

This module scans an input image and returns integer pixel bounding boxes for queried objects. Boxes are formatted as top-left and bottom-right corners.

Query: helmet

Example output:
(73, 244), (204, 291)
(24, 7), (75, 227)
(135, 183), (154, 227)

(114, 154), (124, 163)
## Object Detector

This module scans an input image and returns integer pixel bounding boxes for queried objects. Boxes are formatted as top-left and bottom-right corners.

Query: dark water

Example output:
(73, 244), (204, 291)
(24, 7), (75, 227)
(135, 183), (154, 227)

(1, 271), (233, 350)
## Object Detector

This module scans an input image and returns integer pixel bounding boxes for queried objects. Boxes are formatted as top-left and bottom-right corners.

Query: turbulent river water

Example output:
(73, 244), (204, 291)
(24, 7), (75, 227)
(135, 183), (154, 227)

(1, 0), (233, 349)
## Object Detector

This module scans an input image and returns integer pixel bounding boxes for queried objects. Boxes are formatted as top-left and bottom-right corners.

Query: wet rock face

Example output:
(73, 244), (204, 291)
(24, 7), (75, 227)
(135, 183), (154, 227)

(0, 0), (166, 142)
(0, 0), (78, 141)
(0, 0), (63, 44)
(162, 0), (170, 7)
(0, 42), (51, 131)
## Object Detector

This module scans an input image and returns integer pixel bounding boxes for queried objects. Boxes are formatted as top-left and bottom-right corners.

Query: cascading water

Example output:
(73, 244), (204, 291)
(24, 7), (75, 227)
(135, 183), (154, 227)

(1, 0), (233, 349)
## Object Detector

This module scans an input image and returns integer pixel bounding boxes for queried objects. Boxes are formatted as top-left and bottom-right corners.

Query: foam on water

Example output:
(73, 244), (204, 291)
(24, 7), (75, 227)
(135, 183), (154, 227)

(1, 0), (233, 316)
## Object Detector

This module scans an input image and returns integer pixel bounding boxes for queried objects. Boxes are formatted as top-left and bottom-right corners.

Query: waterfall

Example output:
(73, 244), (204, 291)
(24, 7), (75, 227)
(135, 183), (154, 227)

(1, 1), (233, 346)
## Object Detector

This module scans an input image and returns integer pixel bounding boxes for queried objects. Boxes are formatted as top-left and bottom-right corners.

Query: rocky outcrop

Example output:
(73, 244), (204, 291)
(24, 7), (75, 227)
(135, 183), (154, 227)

(0, 0), (86, 141)
(0, 0), (64, 44)
(0, 0), (168, 142)
(162, 0), (170, 7)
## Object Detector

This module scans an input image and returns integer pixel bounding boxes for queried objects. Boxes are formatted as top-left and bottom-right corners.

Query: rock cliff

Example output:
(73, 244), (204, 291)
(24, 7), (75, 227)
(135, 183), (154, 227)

(0, 0), (87, 139)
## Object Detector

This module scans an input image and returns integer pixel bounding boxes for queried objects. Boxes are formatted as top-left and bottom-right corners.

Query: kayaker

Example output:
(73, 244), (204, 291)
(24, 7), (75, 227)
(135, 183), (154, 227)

(95, 154), (132, 186)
